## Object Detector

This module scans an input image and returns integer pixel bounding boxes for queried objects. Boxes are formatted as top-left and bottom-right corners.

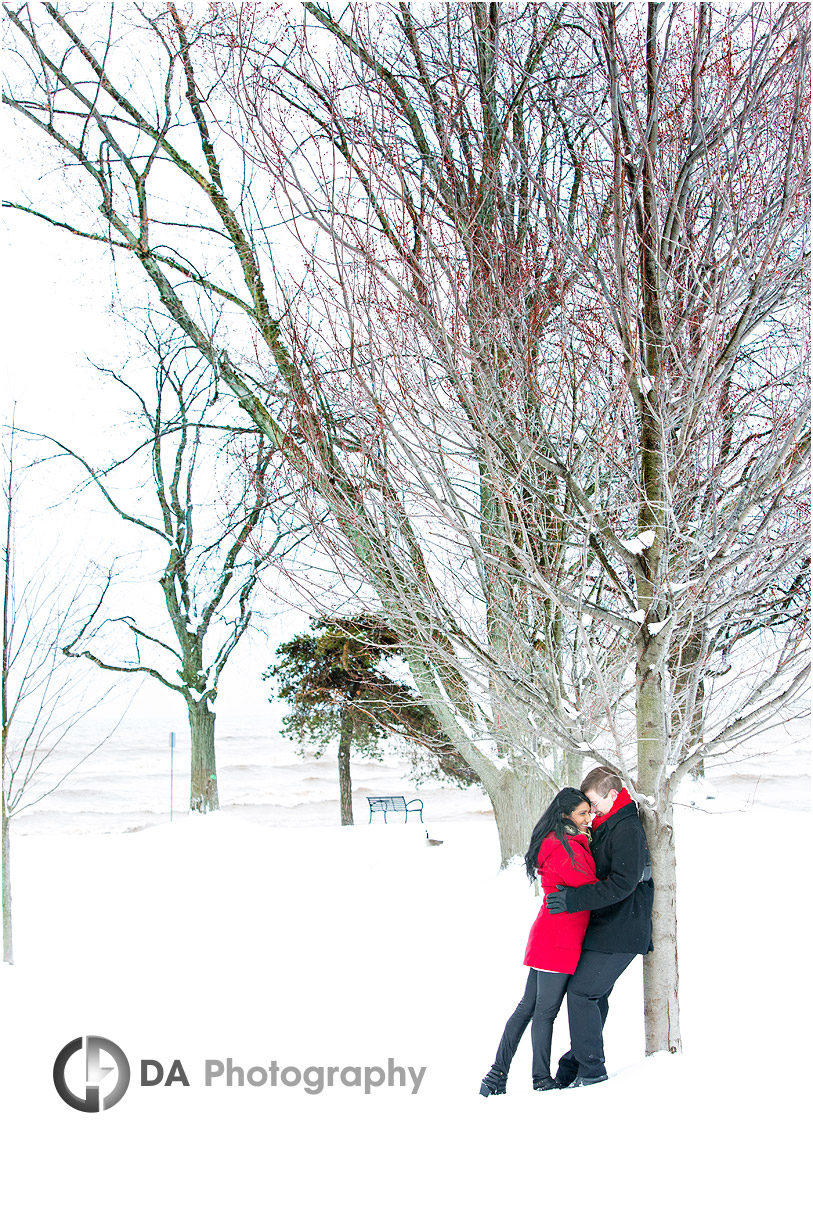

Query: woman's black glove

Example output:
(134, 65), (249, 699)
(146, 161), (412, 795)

(545, 886), (569, 913)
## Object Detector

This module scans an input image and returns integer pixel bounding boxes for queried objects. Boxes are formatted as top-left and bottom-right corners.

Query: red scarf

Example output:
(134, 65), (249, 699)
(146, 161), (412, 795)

(591, 787), (632, 829)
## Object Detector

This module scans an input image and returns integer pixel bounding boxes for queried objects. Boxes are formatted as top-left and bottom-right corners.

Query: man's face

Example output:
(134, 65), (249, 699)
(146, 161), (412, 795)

(583, 787), (619, 817)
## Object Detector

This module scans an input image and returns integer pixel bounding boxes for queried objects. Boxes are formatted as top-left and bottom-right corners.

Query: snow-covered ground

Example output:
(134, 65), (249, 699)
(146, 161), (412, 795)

(1, 713), (809, 1219)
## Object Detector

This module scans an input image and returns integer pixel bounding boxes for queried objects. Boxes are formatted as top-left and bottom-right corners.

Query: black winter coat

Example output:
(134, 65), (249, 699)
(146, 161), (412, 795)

(564, 801), (654, 955)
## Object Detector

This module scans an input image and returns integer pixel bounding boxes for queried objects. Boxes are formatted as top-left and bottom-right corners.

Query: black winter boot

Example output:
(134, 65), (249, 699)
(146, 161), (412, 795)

(568, 1072), (608, 1087)
(532, 1075), (557, 1091)
(479, 1065), (507, 1096)
(553, 1053), (579, 1089)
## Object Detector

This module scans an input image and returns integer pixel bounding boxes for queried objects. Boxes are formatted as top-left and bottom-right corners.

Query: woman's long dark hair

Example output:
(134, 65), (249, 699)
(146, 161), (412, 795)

(524, 788), (589, 883)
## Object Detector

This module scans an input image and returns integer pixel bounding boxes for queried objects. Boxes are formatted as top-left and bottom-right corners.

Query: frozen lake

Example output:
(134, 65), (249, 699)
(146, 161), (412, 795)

(11, 696), (809, 836)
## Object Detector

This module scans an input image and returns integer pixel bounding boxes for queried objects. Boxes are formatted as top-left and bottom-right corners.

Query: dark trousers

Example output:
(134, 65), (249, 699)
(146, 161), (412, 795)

(494, 968), (569, 1081)
(555, 949), (637, 1083)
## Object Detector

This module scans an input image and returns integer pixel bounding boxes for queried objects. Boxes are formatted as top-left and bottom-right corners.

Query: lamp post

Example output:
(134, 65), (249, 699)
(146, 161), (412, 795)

(169, 731), (176, 822)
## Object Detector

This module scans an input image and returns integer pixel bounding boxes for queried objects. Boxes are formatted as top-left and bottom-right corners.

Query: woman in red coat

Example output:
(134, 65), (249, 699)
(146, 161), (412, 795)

(480, 788), (597, 1096)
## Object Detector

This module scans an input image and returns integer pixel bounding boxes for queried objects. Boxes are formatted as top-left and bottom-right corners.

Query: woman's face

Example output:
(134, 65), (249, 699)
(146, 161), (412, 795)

(569, 802), (592, 832)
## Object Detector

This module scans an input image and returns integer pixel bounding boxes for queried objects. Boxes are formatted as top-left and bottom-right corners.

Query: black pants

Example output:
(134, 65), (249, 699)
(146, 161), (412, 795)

(493, 967), (569, 1081)
(555, 949), (637, 1083)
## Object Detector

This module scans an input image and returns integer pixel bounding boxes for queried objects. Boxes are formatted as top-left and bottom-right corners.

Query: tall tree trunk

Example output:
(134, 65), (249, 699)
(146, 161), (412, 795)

(637, 656), (682, 1055)
(338, 707), (354, 826)
(486, 767), (555, 867)
(2, 808), (11, 965)
(188, 699), (219, 812)
(557, 746), (584, 789)
(631, 3), (681, 1056)
(641, 806), (681, 1055)
(3, 430), (12, 964)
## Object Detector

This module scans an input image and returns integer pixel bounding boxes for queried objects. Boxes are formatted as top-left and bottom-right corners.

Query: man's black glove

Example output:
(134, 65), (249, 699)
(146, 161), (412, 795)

(545, 886), (569, 914)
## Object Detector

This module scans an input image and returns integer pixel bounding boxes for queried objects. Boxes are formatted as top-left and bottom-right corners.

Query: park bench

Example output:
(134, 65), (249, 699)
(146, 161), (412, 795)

(366, 795), (424, 824)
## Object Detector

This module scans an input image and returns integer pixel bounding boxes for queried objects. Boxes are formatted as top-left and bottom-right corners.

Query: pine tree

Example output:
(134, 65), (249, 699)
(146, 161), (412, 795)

(267, 617), (478, 825)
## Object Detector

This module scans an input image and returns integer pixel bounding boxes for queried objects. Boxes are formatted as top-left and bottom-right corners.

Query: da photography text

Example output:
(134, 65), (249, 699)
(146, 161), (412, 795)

(146, 1057), (427, 1095)
(53, 1037), (427, 1111)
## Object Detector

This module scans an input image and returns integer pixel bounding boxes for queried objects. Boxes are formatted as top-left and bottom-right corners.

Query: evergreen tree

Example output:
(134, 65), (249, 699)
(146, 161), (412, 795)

(267, 617), (477, 825)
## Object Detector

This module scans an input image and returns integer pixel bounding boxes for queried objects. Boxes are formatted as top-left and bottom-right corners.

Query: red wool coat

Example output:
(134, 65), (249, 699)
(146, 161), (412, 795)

(523, 833), (598, 974)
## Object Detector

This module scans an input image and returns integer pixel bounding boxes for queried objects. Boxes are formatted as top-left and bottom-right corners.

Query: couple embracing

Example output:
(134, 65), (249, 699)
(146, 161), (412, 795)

(480, 765), (654, 1095)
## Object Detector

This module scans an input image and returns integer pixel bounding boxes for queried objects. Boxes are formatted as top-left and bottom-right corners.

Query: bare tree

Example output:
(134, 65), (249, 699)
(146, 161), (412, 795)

(53, 331), (301, 811)
(3, 3), (809, 1053)
(2, 423), (124, 963)
(214, 1), (597, 852)
(5, 2), (562, 842)
(215, 1), (810, 1051)
(526, 1), (810, 1049)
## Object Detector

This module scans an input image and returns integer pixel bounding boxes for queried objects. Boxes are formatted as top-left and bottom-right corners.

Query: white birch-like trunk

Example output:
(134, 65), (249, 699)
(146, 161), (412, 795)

(641, 802), (680, 1054)
(637, 658), (681, 1054)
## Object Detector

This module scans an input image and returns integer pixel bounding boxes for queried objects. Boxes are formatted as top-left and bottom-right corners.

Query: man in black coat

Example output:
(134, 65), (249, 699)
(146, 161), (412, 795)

(545, 765), (654, 1087)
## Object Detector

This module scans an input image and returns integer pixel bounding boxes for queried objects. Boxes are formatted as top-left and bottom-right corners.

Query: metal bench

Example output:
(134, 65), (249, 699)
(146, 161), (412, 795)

(366, 795), (424, 824)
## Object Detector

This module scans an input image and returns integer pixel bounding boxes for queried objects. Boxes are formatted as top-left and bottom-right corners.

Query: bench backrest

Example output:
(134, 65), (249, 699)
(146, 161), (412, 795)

(367, 796), (408, 813)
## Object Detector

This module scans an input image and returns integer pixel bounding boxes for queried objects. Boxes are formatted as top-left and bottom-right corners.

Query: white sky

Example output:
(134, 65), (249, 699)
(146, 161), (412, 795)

(1, 97), (310, 738)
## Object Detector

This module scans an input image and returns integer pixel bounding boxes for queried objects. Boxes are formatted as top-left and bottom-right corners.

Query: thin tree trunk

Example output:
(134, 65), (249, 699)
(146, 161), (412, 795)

(673, 632), (706, 777)
(338, 708), (354, 826)
(3, 426), (13, 964)
(188, 700), (219, 812)
(2, 809), (11, 965)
